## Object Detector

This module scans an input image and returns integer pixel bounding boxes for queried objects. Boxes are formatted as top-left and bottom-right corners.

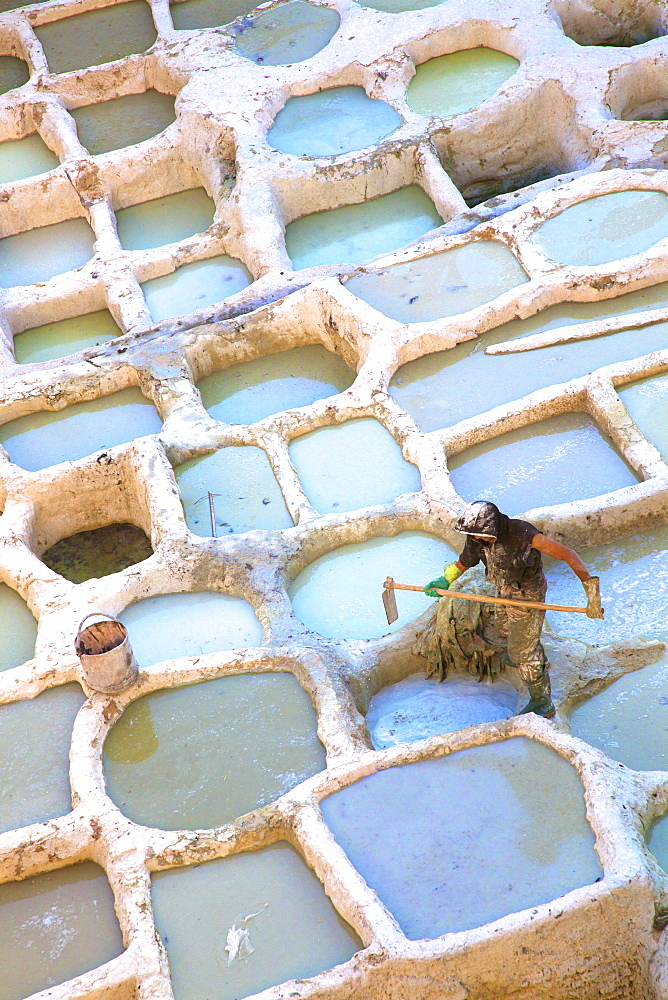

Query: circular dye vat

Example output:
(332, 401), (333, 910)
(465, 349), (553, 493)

(289, 531), (453, 640)
(406, 48), (519, 119)
(119, 591), (262, 667)
(532, 189), (668, 267)
(103, 672), (326, 829)
(233, 1), (340, 65)
(367, 673), (521, 748)
(267, 85), (402, 157)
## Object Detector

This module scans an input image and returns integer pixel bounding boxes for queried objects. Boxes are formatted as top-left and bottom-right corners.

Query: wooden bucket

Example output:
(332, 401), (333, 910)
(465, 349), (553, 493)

(75, 613), (138, 693)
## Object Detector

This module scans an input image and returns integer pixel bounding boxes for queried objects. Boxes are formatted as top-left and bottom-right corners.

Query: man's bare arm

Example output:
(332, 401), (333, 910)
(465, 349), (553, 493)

(531, 533), (591, 581)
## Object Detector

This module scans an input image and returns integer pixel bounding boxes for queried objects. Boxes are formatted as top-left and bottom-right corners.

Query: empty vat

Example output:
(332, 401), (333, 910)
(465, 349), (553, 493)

(104, 672), (325, 828)
(116, 188), (215, 252)
(71, 90), (176, 155)
(141, 254), (252, 323)
(345, 240), (529, 323)
(0, 684), (85, 834)
(0, 387), (162, 471)
(289, 531), (453, 639)
(14, 309), (120, 365)
(449, 411), (638, 513)
(118, 590), (262, 667)
(406, 48), (519, 118)
(267, 86), (401, 157)
(232, 1), (340, 65)
(389, 281), (668, 430)
(42, 523), (153, 583)
(151, 843), (360, 1000)
(367, 673), (521, 748)
(321, 737), (602, 938)
(171, 0), (258, 28)
(198, 345), (354, 424)
(175, 445), (292, 535)
(286, 185), (442, 270)
(35, 2), (157, 74)
(289, 417), (421, 514)
(532, 190), (668, 267)
(0, 134), (58, 185)
(0, 583), (37, 671)
(0, 863), (124, 1000)
(0, 57), (29, 94)
(0, 218), (95, 288)
(569, 651), (668, 771)
(544, 524), (668, 646)
(619, 372), (668, 462)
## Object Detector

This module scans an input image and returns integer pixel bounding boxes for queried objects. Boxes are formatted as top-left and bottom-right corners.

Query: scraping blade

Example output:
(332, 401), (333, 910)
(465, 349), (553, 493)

(382, 578), (398, 624)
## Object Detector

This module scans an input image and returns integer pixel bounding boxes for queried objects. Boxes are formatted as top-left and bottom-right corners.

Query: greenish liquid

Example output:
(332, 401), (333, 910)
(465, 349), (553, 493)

(104, 673), (325, 828)
(289, 531), (453, 640)
(619, 372), (668, 462)
(175, 445), (292, 535)
(321, 737), (602, 938)
(359, 0), (446, 12)
(42, 523), (153, 583)
(449, 411), (638, 515)
(0, 387), (162, 472)
(0, 863), (124, 1000)
(119, 591), (262, 668)
(116, 188), (215, 251)
(0, 0), (47, 9)
(0, 684), (85, 834)
(267, 86), (401, 157)
(0, 583), (37, 672)
(289, 417), (421, 514)
(532, 190), (668, 266)
(406, 48), (519, 118)
(367, 673), (521, 748)
(389, 280), (668, 431)
(286, 185), (442, 270)
(35, 1), (157, 74)
(14, 309), (120, 365)
(0, 134), (58, 185)
(141, 254), (251, 323)
(151, 843), (361, 1000)
(0, 57), (29, 95)
(0, 218), (95, 288)
(232, 1), (340, 65)
(198, 344), (354, 424)
(71, 90), (175, 156)
(171, 0), (258, 29)
(346, 240), (529, 324)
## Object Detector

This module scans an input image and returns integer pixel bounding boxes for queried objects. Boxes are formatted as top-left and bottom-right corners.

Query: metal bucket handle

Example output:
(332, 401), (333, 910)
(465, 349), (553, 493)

(78, 612), (124, 632)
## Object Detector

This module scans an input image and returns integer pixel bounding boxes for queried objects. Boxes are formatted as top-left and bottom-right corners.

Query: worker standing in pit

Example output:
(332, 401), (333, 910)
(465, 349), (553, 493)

(423, 500), (603, 719)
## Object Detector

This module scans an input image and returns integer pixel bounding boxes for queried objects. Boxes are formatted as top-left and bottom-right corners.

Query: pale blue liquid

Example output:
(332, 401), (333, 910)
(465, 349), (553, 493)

(289, 531), (453, 640)
(619, 372), (668, 462)
(151, 844), (361, 1000)
(449, 411), (638, 514)
(346, 240), (529, 323)
(0, 387), (162, 471)
(175, 445), (292, 535)
(232, 1), (340, 65)
(389, 282), (668, 431)
(141, 254), (252, 323)
(0, 583), (37, 671)
(532, 190), (668, 267)
(286, 185), (442, 270)
(119, 591), (262, 667)
(0, 684), (85, 834)
(116, 188), (215, 251)
(321, 737), (601, 938)
(0, 134), (58, 185)
(198, 345), (354, 424)
(0, 218), (95, 288)
(267, 86), (401, 157)
(289, 417), (421, 514)
(14, 310), (120, 364)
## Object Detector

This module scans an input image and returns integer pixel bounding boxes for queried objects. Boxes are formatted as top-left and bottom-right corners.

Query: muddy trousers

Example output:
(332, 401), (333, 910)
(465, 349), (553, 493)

(494, 594), (553, 712)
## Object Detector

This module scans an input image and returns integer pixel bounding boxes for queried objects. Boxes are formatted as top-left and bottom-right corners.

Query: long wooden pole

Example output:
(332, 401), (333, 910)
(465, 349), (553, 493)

(384, 577), (592, 615)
